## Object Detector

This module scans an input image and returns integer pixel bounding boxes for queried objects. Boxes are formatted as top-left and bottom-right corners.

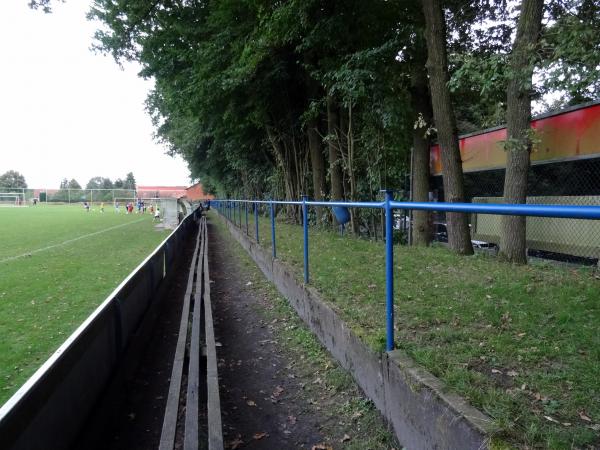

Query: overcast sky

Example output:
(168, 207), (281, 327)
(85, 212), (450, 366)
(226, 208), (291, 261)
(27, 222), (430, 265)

(0, 1), (192, 189)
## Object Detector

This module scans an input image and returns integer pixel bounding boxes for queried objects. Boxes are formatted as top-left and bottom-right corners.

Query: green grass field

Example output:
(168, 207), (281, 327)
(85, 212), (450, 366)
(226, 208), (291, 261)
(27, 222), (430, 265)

(0, 204), (170, 404)
(220, 211), (600, 448)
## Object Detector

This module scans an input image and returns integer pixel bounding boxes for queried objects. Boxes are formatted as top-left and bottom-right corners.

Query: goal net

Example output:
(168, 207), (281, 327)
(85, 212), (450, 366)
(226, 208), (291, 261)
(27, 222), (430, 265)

(112, 197), (168, 214)
(0, 193), (24, 207)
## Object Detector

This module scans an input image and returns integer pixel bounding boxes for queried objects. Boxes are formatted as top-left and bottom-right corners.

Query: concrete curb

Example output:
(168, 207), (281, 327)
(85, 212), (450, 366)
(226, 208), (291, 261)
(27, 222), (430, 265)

(220, 216), (498, 450)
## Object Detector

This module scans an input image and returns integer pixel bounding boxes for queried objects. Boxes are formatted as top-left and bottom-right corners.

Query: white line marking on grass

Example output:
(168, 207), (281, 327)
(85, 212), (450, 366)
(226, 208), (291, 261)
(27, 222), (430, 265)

(0, 218), (147, 264)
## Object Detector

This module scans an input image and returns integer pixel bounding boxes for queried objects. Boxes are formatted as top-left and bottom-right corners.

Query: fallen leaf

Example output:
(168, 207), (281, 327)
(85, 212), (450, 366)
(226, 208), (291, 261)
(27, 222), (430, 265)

(253, 432), (268, 440)
(562, 422), (572, 427)
(588, 424), (600, 431)
(228, 435), (244, 449)
(311, 444), (333, 450)
(246, 400), (256, 407)
(272, 386), (284, 397)
(544, 416), (560, 424)
(246, 281), (253, 286)
(491, 369), (503, 374)
(579, 411), (592, 422)
(341, 433), (351, 442)
(506, 370), (519, 377)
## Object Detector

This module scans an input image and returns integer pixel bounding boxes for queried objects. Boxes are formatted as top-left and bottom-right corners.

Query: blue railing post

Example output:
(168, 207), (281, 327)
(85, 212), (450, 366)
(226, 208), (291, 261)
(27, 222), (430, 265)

(302, 195), (309, 283)
(384, 189), (395, 351)
(270, 200), (276, 258)
(254, 201), (259, 243)
(245, 201), (249, 235)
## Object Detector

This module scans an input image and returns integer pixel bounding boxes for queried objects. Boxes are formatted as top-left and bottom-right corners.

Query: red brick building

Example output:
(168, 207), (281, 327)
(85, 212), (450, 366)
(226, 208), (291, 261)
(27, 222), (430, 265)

(185, 182), (214, 201)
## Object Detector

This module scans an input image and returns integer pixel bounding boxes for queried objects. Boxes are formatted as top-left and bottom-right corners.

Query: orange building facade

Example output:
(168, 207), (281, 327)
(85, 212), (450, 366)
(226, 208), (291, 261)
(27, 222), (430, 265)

(185, 182), (214, 201)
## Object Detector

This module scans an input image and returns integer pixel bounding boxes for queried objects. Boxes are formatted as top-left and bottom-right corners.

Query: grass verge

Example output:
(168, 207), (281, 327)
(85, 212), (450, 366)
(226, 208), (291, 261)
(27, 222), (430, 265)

(216, 209), (600, 449)
(0, 205), (170, 404)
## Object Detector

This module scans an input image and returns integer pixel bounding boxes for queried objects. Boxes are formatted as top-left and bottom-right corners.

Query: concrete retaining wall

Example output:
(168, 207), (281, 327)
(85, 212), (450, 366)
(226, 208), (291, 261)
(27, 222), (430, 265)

(221, 216), (497, 450)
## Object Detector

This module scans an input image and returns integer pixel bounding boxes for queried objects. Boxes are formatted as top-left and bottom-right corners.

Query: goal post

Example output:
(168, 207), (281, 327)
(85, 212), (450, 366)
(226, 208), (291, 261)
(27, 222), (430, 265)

(112, 197), (168, 213)
(0, 192), (25, 207)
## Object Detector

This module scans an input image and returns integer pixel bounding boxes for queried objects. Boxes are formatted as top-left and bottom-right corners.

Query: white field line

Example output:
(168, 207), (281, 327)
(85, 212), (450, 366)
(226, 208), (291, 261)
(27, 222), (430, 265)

(0, 218), (146, 264)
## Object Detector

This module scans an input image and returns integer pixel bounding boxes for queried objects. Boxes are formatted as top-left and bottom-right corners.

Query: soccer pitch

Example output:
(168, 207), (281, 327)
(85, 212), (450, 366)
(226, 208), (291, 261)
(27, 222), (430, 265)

(0, 204), (172, 404)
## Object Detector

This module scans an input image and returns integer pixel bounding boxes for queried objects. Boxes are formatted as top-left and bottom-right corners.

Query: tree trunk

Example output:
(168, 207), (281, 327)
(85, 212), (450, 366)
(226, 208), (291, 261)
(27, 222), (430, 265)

(499, 0), (544, 264)
(307, 118), (326, 222)
(422, 0), (473, 255)
(327, 96), (344, 201)
(266, 126), (300, 222)
(339, 104), (359, 234)
(409, 52), (433, 246)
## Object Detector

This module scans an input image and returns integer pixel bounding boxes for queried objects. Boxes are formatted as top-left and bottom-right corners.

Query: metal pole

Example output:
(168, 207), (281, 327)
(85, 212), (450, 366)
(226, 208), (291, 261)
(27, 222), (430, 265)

(384, 189), (394, 351)
(270, 201), (276, 258)
(68, 189), (70, 204)
(408, 149), (414, 246)
(302, 195), (309, 283)
(254, 201), (259, 243)
(245, 202), (249, 235)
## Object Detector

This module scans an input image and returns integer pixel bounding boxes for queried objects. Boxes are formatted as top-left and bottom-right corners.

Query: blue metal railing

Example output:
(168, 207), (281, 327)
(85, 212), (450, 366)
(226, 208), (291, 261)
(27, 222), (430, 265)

(211, 196), (600, 352)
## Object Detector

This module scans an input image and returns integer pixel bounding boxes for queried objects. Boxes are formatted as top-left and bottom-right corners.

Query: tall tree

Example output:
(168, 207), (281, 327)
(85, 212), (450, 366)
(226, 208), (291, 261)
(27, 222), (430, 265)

(409, 51), (434, 246)
(327, 95), (344, 201)
(421, 0), (473, 255)
(124, 172), (136, 190)
(499, 0), (545, 264)
(0, 170), (27, 189)
(86, 176), (103, 190)
(68, 179), (81, 189)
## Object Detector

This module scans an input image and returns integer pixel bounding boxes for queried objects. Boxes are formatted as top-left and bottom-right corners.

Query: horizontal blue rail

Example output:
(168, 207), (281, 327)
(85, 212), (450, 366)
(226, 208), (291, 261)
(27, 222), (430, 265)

(212, 196), (600, 351)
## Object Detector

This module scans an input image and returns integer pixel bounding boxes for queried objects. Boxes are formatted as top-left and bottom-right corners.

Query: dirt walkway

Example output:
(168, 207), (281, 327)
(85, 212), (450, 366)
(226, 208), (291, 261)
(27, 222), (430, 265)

(209, 217), (398, 450)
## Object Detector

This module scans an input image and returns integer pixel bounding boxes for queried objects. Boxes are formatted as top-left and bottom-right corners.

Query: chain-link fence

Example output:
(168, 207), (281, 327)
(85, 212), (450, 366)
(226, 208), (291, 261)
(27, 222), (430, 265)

(430, 157), (600, 264)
